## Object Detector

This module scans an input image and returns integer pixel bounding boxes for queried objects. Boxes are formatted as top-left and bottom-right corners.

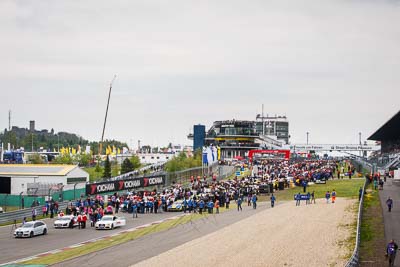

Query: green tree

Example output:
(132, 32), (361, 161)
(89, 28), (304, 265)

(95, 163), (102, 173)
(52, 154), (74, 164)
(164, 152), (201, 172)
(28, 153), (44, 164)
(121, 158), (134, 174)
(130, 155), (141, 170)
(103, 156), (112, 178)
(78, 153), (91, 166)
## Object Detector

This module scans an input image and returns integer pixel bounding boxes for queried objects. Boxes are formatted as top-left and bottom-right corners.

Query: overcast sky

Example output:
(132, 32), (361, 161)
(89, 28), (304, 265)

(0, 0), (399, 148)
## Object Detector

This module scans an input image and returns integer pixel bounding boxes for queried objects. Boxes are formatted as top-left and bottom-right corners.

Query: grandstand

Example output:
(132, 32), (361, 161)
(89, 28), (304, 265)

(368, 110), (400, 169)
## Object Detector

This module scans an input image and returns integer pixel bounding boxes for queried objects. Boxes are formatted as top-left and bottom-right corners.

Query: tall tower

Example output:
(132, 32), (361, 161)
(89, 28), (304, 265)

(193, 124), (206, 151)
(29, 120), (35, 132)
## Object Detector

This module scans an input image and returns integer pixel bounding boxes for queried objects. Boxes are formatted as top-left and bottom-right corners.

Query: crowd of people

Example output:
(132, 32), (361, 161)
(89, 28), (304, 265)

(30, 159), (355, 228)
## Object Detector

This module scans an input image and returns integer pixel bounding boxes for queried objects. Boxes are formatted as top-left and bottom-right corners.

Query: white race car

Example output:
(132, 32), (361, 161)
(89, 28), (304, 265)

(95, 215), (126, 230)
(54, 215), (79, 228)
(14, 221), (47, 238)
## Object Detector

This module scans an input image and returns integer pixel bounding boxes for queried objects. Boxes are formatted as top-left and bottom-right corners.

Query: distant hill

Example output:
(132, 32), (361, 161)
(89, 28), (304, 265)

(0, 126), (128, 154)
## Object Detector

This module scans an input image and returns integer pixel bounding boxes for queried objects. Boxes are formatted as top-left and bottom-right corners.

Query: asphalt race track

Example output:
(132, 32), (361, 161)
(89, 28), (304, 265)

(53, 203), (272, 267)
(0, 211), (179, 265)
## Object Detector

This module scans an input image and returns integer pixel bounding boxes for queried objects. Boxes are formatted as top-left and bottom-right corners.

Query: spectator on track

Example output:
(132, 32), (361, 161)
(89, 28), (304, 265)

(325, 191), (331, 204)
(252, 194), (257, 209)
(331, 190), (336, 204)
(311, 191), (315, 204)
(295, 193), (301, 206)
(237, 197), (243, 211)
(270, 194), (276, 208)
(386, 239), (399, 267)
(386, 197), (393, 212)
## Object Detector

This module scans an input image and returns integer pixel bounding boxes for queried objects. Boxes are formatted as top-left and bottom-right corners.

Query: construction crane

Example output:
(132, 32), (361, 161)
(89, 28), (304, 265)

(99, 75), (117, 155)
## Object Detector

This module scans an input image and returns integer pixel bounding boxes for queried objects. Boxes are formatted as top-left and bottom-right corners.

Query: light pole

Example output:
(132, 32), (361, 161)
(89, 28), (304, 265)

(359, 132), (362, 158)
(306, 132), (309, 145)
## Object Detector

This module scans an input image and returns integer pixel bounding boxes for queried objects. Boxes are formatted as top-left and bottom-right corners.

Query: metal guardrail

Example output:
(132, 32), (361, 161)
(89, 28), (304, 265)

(0, 201), (70, 225)
(345, 177), (368, 267)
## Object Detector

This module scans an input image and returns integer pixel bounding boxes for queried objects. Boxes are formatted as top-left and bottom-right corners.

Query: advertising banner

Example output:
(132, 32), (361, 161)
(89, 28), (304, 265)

(86, 175), (165, 195)
(286, 144), (381, 152)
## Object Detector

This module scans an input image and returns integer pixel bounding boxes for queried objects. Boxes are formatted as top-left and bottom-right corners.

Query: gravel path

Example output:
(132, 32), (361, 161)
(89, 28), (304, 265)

(133, 198), (356, 267)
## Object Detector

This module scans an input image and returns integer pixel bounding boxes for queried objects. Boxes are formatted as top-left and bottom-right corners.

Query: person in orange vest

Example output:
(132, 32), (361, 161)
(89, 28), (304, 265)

(77, 213), (82, 229)
(215, 199), (220, 214)
(331, 189), (337, 203)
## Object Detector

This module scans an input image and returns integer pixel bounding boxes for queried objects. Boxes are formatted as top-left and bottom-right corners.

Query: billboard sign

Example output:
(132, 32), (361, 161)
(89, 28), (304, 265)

(286, 144), (381, 152)
(86, 175), (165, 195)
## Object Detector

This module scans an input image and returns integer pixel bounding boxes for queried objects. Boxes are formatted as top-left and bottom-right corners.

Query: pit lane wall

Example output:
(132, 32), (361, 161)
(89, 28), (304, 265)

(0, 184), (86, 210)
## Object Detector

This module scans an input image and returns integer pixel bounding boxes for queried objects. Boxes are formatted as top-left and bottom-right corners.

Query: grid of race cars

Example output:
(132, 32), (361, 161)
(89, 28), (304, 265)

(14, 159), (341, 238)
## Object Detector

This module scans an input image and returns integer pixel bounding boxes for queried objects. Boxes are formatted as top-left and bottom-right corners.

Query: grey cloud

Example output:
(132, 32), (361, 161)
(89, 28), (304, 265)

(0, 0), (399, 146)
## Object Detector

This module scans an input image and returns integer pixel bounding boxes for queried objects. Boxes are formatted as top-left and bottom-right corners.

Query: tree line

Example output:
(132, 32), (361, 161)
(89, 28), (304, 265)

(0, 127), (127, 154)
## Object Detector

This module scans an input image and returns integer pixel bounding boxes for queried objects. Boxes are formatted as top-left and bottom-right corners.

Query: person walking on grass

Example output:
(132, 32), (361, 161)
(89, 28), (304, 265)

(386, 239), (399, 267)
(359, 187), (363, 201)
(31, 208), (37, 221)
(386, 197), (393, 212)
(302, 180), (307, 193)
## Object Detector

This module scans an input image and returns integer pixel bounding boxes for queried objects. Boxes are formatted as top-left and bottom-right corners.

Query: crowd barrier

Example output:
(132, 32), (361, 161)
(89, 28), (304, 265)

(344, 177), (368, 267)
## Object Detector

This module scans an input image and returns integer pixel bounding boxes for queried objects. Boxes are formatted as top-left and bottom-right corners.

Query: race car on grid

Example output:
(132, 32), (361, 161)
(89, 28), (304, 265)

(95, 215), (126, 230)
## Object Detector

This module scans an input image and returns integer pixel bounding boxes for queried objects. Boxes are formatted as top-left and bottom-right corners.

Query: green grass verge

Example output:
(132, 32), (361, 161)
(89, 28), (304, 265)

(258, 178), (365, 202)
(337, 202), (359, 260)
(359, 183), (385, 264)
(22, 207), (232, 265)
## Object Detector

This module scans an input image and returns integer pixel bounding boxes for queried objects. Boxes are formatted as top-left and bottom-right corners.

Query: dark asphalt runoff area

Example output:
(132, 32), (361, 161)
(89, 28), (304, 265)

(53, 202), (277, 267)
(379, 178), (400, 267)
(0, 211), (179, 265)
